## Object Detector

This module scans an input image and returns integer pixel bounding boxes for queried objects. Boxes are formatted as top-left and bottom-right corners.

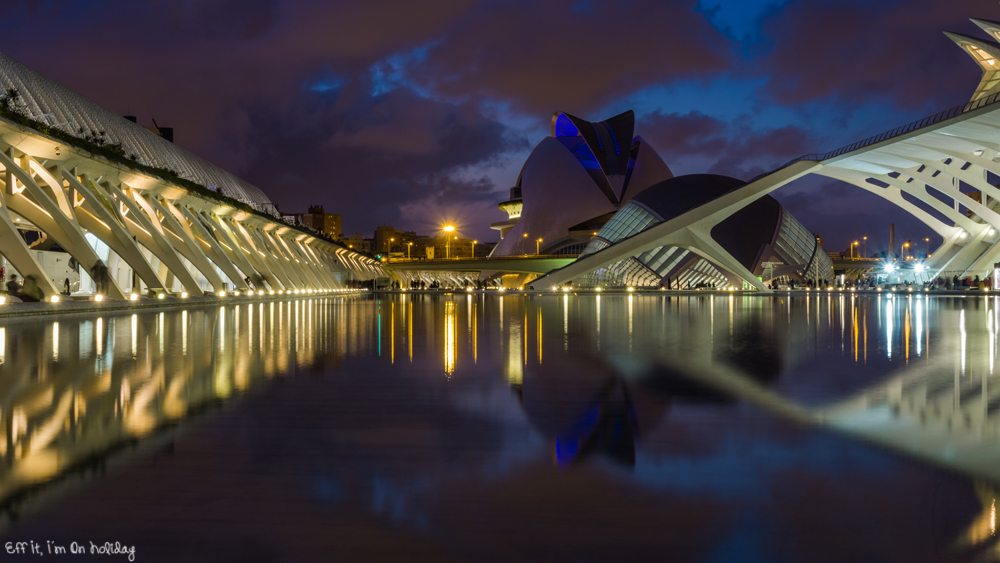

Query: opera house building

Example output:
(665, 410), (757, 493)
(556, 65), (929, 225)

(491, 111), (833, 289)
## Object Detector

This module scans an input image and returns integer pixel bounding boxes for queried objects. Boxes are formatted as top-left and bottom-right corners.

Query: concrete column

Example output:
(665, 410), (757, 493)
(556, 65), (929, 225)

(143, 194), (225, 292)
(0, 150), (126, 299)
(0, 190), (60, 297)
(103, 181), (202, 295)
(61, 170), (166, 292)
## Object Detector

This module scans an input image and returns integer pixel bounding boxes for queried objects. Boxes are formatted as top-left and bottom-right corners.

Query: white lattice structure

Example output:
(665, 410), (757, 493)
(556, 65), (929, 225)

(0, 52), (385, 298)
(540, 16), (1000, 291)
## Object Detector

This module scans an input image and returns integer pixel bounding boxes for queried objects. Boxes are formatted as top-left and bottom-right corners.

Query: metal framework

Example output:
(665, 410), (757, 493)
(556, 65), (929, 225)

(0, 52), (386, 296)
(540, 17), (1000, 291)
(0, 119), (385, 296)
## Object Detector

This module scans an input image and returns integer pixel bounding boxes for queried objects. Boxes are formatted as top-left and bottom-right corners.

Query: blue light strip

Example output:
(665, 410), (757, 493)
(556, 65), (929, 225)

(607, 126), (620, 155)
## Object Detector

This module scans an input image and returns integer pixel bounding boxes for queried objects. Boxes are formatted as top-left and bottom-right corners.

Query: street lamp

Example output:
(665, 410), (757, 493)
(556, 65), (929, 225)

(472, 240), (477, 258)
(863, 236), (867, 259)
(522, 232), (528, 255)
(851, 241), (858, 259)
(902, 241), (909, 261)
(925, 237), (930, 258)
(407, 242), (412, 259)
(443, 225), (455, 259)
(536, 237), (542, 255)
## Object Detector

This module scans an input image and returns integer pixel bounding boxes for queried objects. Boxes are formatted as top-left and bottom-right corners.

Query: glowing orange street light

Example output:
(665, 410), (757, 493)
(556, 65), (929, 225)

(472, 240), (477, 258)
(536, 237), (543, 255)
(522, 232), (528, 255)
(443, 225), (455, 258)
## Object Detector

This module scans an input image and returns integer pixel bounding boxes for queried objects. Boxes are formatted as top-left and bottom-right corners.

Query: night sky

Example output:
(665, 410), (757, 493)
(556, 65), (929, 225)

(0, 0), (990, 255)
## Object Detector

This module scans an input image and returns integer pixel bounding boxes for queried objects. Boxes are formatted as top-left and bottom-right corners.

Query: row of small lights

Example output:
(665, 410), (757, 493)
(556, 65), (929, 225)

(393, 285), (995, 294)
(0, 287), (366, 305)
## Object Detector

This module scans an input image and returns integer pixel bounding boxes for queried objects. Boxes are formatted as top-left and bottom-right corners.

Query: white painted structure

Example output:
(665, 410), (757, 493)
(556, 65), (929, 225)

(540, 17), (1000, 291)
(0, 52), (385, 298)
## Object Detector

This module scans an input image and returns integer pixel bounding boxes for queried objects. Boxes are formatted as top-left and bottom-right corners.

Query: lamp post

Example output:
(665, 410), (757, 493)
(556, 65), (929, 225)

(536, 237), (542, 255)
(925, 237), (930, 258)
(522, 232), (528, 255)
(443, 225), (455, 259)
(407, 242), (412, 260)
(851, 241), (858, 259)
(863, 236), (867, 259)
(471, 240), (476, 258)
(902, 241), (909, 261)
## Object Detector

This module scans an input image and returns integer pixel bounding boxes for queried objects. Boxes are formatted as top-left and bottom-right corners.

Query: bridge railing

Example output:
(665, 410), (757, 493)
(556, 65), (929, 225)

(748, 90), (1000, 183)
(388, 254), (577, 264)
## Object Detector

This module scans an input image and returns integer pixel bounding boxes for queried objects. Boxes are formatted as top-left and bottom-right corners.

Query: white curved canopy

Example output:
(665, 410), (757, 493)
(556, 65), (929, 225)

(0, 52), (273, 210)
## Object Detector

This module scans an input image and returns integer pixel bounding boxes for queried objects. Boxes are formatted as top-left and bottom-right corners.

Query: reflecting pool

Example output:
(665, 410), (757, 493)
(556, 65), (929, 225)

(1, 292), (1000, 561)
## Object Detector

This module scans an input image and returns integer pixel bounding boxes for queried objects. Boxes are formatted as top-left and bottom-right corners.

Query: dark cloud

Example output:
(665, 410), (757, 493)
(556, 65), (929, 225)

(239, 85), (520, 234)
(759, 0), (985, 108)
(0, 0), (990, 244)
(405, 0), (732, 115)
(639, 110), (822, 179)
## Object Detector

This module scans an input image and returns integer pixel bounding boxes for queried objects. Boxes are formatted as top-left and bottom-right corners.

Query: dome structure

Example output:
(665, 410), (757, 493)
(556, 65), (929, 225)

(489, 110), (673, 258)
(576, 174), (833, 288)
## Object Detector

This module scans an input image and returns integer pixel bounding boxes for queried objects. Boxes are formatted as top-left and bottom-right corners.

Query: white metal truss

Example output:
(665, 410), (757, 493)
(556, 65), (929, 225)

(0, 121), (385, 298)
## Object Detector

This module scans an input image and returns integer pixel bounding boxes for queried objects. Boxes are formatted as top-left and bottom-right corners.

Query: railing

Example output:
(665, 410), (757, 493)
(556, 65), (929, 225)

(388, 254), (576, 264)
(748, 89), (1000, 183)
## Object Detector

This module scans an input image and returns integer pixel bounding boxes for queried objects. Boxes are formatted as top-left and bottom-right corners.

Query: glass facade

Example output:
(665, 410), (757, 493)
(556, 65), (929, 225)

(674, 258), (729, 289)
(573, 193), (835, 289)
(774, 209), (816, 270)
(772, 209), (833, 283)
(584, 203), (659, 252)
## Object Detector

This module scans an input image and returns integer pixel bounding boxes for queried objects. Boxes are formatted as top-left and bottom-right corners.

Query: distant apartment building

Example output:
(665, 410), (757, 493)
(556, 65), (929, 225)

(374, 225), (400, 256)
(343, 233), (370, 253)
(282, 205), (342, 240)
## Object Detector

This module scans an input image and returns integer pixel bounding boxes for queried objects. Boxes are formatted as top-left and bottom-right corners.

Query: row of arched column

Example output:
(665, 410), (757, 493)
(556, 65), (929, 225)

(0, 143), (385, 298)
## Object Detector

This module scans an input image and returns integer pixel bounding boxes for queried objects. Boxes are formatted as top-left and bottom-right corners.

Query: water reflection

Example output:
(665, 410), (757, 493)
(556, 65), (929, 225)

(0, 296), (377, 521)
(6, 292), (1000, 559)
(516, 319), (780, 469)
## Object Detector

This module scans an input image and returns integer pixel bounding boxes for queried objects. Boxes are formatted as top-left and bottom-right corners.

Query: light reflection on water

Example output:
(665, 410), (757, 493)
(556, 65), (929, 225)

(3, 293), (1000, 558)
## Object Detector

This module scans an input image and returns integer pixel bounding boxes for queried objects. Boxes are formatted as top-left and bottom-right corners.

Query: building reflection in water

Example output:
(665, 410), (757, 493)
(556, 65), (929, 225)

(0, 296), (379, 522)
(9, 292), (1000, 553)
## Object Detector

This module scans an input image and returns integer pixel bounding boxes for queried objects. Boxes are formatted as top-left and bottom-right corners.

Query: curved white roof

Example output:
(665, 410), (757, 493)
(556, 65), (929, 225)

(0, 52), (273, 209)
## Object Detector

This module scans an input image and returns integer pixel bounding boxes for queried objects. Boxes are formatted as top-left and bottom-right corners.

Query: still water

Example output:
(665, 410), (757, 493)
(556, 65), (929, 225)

(0, 293), (999, 561)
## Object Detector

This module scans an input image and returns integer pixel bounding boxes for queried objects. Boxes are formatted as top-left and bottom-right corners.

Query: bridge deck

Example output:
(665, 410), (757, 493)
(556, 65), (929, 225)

(388, 256), (576, 275)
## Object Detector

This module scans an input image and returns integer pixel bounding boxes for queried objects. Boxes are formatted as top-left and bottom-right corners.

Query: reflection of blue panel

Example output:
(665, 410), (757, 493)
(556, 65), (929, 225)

(554, 114), (581, 138)
(554, 404), (603, 467)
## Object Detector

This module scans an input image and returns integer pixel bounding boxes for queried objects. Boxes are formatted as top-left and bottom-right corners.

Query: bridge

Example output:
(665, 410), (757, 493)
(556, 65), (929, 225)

(388, 256), (576, 275)
(536, 85), (1000, 291)
(0, 53), (385, 299)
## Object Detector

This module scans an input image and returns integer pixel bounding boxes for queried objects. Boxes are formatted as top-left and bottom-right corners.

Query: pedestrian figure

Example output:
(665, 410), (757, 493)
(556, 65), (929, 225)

(19, 275), (43, 302)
